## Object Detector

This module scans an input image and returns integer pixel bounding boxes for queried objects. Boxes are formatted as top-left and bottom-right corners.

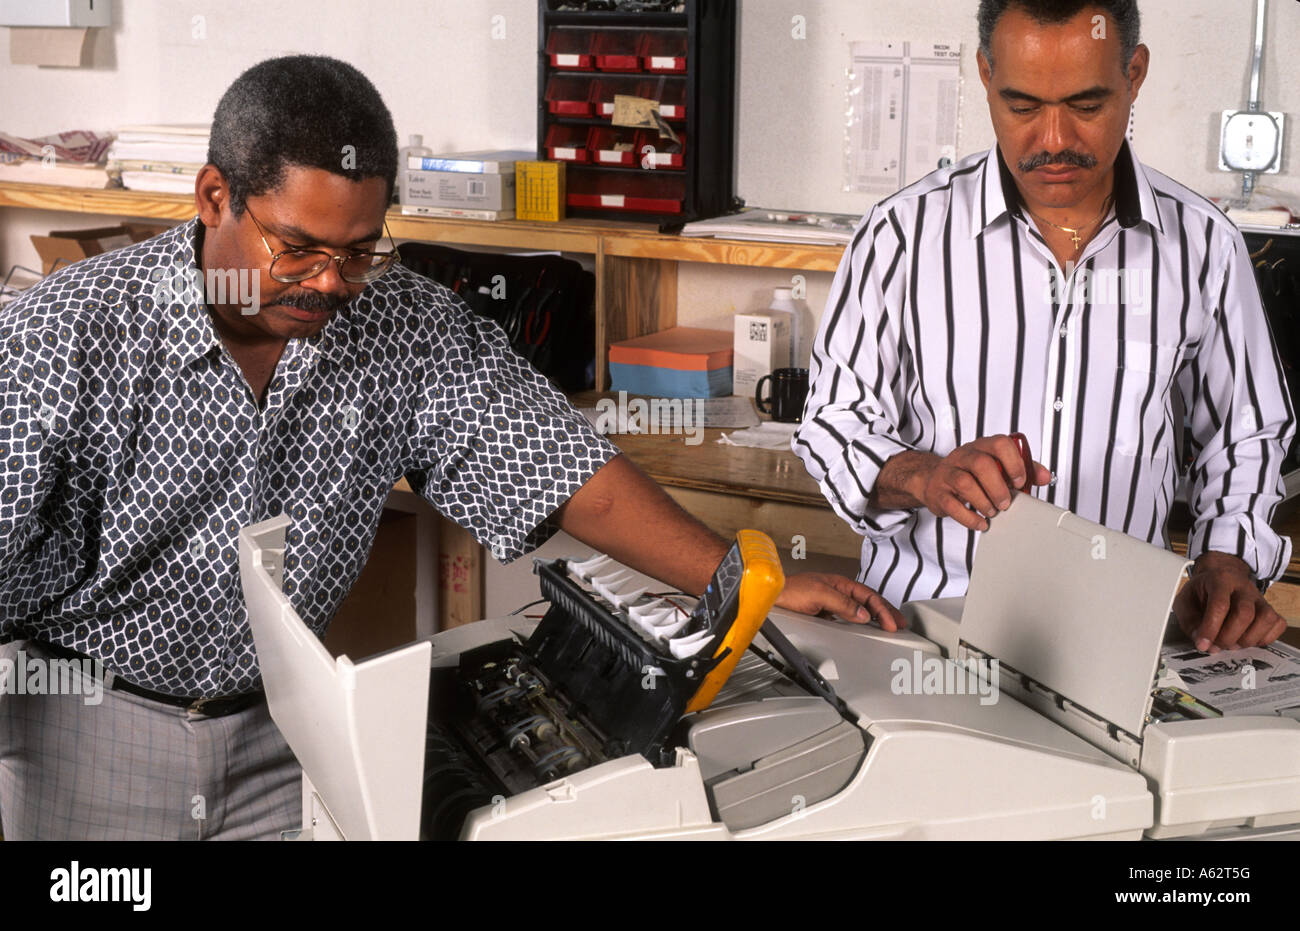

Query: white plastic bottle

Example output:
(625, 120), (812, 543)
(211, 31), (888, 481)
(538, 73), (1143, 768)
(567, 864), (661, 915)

(767, 287), (808, 368)
(396, 133), (432, 205)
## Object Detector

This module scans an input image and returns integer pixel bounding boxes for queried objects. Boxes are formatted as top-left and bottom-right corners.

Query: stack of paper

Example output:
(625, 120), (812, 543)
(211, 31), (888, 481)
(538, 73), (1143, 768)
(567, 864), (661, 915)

(0, 130), (113, 189)
(107, 124), (209, 194)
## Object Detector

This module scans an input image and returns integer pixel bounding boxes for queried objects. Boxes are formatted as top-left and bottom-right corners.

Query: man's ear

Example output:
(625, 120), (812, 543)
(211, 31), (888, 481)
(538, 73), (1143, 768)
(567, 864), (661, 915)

(1126, 43), (1150, 103)
(195, 164), (229, 228)
(977, 48), (993, 93)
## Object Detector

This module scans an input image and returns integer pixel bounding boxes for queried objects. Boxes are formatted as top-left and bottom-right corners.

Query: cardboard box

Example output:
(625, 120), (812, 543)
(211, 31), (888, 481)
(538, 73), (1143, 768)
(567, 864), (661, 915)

(733, 313), (791, 397)
(31, 223), (168, 275)
(402, 169), (515, 211)
(516, 160), (566, 222)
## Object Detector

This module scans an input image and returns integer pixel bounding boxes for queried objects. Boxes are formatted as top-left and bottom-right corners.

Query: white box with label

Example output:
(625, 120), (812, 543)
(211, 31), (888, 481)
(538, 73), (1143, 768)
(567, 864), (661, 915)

(403, 169), (515, 210)
(733, 313), (790, 398)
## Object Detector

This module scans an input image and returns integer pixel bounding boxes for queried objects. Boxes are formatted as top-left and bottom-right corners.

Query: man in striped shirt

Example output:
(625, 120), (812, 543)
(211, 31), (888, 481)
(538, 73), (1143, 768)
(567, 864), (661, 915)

(795, 0), (1295, 652)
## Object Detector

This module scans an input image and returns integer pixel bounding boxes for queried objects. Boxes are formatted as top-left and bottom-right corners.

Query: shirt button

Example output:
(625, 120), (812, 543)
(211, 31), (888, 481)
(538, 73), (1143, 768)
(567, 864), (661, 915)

(1053, 399), (1063, 411)
(1059, 326), (1067, 338)
(1050, 474), (1058, 487)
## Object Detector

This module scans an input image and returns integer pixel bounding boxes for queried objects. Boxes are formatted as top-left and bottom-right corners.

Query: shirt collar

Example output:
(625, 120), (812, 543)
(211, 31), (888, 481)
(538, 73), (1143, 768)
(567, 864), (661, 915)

(157, 218), (349, 370)
(972, 138), (1164, 239)
(153, 218), (218, 372)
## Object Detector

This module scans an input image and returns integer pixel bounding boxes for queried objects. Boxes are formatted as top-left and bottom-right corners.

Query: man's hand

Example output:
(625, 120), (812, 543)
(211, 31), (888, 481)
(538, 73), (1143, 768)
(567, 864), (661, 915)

(873, 436), (1052, 531)
(1173, 552), (1288, 652)
(776, 572), (906, 631)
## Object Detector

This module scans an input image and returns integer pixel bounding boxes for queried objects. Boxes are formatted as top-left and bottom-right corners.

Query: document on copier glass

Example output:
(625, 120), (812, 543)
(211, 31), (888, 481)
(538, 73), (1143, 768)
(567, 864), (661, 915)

(1161, 641), (1300, 719)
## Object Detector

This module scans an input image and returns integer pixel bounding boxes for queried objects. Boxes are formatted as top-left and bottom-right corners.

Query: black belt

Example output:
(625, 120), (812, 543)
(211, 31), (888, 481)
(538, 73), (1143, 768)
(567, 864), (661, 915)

(32, 640), (266, 717)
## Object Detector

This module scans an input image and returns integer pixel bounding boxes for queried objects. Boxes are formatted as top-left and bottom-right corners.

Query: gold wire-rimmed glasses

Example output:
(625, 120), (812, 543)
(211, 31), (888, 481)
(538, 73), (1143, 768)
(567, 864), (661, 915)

(244, 203), (400, 284)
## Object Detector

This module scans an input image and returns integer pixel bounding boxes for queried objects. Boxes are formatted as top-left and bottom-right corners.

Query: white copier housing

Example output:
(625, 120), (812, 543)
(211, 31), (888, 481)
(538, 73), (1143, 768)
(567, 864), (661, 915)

(239, 494), (1300, 840)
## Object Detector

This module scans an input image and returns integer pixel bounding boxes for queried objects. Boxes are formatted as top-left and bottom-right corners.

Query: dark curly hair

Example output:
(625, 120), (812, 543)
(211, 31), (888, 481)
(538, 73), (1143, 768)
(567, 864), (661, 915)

(978, 0), (1141, 71)
(207, 55), (397, 216)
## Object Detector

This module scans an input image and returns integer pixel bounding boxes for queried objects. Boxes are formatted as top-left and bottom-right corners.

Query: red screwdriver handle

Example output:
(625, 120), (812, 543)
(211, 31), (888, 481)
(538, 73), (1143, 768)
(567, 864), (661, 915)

(1009, 432), (1034, 492)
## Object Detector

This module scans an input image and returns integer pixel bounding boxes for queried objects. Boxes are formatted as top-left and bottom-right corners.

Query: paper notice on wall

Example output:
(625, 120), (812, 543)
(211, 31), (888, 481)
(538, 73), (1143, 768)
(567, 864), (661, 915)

(845, 40), (962, 195)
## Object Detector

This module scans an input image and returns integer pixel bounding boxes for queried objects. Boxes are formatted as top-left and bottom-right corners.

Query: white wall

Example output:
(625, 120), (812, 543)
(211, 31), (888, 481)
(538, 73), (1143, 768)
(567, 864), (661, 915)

(2, 0), (1297, 349)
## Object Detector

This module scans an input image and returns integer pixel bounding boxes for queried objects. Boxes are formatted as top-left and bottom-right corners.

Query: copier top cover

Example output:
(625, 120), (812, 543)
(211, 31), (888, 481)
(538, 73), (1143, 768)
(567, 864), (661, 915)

(961, 494), (1190, 737)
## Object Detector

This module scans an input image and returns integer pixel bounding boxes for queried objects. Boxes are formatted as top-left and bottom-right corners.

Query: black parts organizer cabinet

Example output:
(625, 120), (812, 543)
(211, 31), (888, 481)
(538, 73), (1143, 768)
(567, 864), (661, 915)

(538, 0), (737, 228)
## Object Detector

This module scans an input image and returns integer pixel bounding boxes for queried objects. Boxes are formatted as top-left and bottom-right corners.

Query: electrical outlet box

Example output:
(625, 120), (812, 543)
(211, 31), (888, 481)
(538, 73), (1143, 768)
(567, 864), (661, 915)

(1219, 109), (1285, 173)
(0, 0), (110, 27)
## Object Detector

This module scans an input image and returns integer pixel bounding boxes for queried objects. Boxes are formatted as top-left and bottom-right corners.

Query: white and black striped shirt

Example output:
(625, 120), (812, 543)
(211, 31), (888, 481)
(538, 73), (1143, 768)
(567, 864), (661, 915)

(794, 141), (1295, 607)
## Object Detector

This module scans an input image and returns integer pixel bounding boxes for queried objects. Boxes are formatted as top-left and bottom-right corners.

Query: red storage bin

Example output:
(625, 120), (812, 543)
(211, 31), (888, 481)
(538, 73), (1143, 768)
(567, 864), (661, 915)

(651, 79), (687, 121)
(546, 27), (596, 70)
(598, 79), (686, 122)
(544, 124), (590, 163)
(635, 129), (685, 169)
(594, 76), (642, 118)
(640, 31), (687, 73)
(594, 29), (642, 72)
(568, 171), (685, 215)
(588, 126), (639, 167)
(545, 75), (595, 116)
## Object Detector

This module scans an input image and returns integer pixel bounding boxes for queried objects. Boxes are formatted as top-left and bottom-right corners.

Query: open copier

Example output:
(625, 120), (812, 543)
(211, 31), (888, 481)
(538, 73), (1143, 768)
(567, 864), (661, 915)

(239, 494), (1300, 840)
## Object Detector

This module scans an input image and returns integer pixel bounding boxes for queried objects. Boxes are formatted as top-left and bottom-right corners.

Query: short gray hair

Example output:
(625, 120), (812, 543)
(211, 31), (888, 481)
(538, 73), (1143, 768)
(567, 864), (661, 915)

(978, 0), (1141, 71)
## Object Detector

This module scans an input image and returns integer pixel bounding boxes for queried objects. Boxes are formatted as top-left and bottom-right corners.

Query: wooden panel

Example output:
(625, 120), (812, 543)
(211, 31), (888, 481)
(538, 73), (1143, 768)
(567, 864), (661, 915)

(663, 485), (863, 561)
(598, 254), (677, 390)
(603, 232), (846, 272)
(1266, 580), (1300, 625)
(379, 487), (439, 639)
(324, 508), (417, 660)
(437, 516), (483, 630)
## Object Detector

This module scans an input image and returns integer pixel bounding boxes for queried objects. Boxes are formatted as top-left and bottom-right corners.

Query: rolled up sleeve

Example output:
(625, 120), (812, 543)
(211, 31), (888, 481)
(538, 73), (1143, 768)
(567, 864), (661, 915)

(1182, 231), (1296, 586)
(793, 206), (917, 539)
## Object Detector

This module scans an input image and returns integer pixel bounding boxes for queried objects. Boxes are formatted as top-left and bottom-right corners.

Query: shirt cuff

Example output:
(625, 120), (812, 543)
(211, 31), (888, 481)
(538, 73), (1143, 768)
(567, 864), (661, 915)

(819, 434), (917, 538)
(1187, 511), (1293, 588)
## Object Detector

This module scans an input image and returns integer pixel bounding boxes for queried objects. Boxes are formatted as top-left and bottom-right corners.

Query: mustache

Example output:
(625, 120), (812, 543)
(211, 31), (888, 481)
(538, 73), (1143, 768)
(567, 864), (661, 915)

(1018, 150), (1098, 172)
(273, 290), (348, 314)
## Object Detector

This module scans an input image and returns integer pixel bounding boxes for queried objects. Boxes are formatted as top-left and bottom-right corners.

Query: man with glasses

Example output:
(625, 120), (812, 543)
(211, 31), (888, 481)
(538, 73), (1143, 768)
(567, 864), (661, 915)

(0, 55), (899, 840)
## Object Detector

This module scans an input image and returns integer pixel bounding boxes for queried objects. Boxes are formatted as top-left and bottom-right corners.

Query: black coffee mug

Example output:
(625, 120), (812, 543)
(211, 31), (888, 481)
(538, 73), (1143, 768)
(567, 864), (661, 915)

(755, 367), (810, 423)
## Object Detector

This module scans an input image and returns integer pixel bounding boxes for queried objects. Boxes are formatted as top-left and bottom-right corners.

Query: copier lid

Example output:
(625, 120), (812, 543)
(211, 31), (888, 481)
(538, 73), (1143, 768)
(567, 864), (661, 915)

(960, 494), (1190, 738)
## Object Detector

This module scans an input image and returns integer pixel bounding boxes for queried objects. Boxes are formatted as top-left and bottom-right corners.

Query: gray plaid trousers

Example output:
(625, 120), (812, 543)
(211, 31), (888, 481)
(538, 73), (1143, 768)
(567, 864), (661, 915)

(0, 640), (300, 840)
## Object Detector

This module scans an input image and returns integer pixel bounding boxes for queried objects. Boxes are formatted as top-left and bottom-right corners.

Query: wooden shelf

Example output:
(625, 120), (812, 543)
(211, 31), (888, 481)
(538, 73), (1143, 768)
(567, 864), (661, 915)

(0, 182), (196, 220)
(0, 180), (652, 254)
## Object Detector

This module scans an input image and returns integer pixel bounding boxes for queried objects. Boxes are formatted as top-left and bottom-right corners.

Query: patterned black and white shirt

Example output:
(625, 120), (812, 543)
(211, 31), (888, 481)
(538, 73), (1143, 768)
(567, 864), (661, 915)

(794, 141), (1295, 608)
(0, 218), (617, 697)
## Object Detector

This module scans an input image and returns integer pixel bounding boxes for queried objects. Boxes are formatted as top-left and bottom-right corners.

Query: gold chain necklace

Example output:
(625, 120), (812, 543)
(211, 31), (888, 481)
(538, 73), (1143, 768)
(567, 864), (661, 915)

(1025, 194), (1114, 252)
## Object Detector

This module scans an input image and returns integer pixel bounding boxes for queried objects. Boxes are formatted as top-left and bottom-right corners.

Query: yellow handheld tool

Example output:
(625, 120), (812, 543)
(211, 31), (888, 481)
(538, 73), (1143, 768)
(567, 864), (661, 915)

(685, 529), (785, 713)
